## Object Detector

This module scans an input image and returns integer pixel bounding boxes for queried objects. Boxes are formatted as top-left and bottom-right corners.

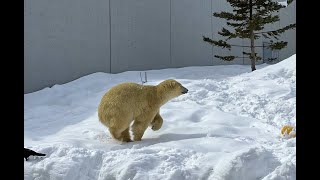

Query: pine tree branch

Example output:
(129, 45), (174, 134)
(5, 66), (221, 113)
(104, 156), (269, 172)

(227, 22), (246, 28)
(203, 36), (231, 50)
(218, 28), (237, 39)
(203, 36), (264, 48)
(265, 57), (278, 62)
(256, 56), (262, 60)
(254, 14), (280, 25)
(215, 55), (262, 60)
(203, 36), (265, 48)
(254, 23), (296, 34)
(214, 55), (237, 61)
(213, 12), (247, 21)
(243, 51), (255, 56)
(227, 0), (250, 8)
(243, 51), (262, 60)
(262, 33), (270, 39)
(269, 41), (288, 50)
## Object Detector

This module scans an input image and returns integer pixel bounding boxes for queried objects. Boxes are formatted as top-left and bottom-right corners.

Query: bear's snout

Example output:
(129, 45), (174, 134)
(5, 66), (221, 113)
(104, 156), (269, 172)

(181, 86), (188, 94)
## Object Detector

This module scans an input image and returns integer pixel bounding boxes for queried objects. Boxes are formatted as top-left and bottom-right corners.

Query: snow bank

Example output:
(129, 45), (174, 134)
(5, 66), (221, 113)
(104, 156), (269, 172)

(24, 55), (296, 179)
(209, 146), (280, 180)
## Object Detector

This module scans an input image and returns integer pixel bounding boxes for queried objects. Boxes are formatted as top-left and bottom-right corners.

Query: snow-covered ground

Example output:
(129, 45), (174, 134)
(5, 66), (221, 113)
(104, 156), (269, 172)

(24, 55), (296, 180)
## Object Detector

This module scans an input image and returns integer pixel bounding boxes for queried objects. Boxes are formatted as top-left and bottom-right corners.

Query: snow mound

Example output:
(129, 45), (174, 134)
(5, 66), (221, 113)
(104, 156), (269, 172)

(209, 146), (280, 180)
(182, 54), (296, 128)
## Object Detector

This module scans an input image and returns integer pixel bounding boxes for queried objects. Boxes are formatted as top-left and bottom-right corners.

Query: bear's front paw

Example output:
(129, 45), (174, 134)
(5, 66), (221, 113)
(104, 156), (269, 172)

(122, 138), (133, 142)
(151, 119), (163, 131)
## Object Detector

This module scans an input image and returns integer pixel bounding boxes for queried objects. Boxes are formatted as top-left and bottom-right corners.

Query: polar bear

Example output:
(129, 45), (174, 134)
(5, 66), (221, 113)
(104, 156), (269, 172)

(98, 79), (188, 142)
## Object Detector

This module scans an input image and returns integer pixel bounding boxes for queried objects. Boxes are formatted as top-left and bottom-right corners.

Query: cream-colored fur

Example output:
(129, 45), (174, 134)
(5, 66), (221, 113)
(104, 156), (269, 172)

(98, 79), (188, 142)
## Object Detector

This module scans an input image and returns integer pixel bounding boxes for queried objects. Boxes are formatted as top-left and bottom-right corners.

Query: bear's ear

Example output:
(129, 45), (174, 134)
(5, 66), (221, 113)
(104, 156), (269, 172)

(170, 81), (176, 87)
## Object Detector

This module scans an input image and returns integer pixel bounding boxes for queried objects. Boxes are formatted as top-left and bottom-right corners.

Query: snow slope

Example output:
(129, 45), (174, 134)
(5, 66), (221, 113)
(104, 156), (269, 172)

(24, 55), (296, 180)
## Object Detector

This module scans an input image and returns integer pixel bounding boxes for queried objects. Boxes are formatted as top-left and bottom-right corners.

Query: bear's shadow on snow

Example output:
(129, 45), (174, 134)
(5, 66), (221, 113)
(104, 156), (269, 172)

(111, 133), (206, 150)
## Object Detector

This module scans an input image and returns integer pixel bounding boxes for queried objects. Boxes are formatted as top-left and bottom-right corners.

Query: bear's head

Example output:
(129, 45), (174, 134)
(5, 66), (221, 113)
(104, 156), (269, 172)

(157, 79), (188, 101)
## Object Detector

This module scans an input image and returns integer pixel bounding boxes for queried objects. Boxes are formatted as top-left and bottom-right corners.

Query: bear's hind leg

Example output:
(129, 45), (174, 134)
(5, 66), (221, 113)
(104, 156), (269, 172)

(109, 128), (123, 141)
(109, 127), (132, 142)
(109, 126), (132, 142)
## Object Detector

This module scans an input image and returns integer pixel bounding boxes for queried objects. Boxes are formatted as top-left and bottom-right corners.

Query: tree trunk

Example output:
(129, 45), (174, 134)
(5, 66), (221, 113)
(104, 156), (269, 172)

(249, 0), (256, 71)
(250, 31), (256, 71)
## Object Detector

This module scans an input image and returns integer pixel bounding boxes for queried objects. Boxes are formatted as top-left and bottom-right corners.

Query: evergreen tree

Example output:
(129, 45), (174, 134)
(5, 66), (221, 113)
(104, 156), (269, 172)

(203, 0), (296, 71)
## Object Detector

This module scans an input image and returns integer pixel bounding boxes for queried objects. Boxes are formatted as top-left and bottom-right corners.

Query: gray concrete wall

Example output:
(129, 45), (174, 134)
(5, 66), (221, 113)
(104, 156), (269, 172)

(24, 0), (296, 93)
(24, 0), (110, 93)
(110, 0), (171, 73)
(170, 0), (212, 68)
